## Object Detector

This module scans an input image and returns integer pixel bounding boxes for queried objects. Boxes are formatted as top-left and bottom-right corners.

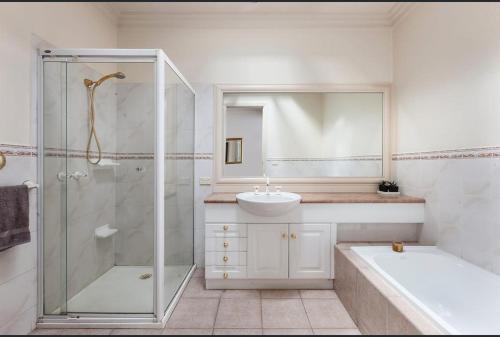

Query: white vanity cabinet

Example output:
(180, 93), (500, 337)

(205, 222), (333, 283)
(289, 223), (331, 279)
(247, 224), (289, 279)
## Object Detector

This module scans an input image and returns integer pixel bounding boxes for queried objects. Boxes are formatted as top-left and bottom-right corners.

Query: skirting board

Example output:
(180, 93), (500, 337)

(206, 279), (334, 290)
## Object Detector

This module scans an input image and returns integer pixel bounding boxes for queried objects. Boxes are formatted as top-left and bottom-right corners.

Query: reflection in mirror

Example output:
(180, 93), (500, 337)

(222, 92), (383, 178)
(225, 138), (243, 164)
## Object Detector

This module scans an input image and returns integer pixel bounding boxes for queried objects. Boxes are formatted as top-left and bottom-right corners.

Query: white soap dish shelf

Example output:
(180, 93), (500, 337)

(96, 159), (120, 167)
(95, 224), (118, 239)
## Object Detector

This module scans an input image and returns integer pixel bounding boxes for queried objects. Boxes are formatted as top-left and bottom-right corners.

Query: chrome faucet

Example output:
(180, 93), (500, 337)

(264, 174), (270, 194)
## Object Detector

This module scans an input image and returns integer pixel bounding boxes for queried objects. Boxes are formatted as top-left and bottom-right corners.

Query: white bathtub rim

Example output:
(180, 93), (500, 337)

(351, 246), (456, 335)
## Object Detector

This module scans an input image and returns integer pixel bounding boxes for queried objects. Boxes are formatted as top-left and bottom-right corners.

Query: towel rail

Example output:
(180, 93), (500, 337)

(23, 180), (39, 189)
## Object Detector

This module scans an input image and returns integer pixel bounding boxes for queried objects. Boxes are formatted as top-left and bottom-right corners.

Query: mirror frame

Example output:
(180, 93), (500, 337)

(213, 84), (391, 192)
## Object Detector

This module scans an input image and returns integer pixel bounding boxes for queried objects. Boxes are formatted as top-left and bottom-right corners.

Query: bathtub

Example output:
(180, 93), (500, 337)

(351, 246), (500, 335)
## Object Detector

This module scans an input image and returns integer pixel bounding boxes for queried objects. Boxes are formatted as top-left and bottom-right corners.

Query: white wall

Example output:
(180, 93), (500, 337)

(0, 3), (117, 147)
(0, 3), (117, 333)
(119, 27), (392, 84)
(393, 2), (500, 154)
(392, 3), (500, 276)
(224, 107), (263, 177)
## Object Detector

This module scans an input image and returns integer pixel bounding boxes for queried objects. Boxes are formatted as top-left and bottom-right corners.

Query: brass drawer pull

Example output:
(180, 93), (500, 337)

(223, 225), (229, 231)
(223, 256), (229, 262)
(223, 272), (228, 279)
(291, 233), (297, 239)
(223, 241), (229, 248)
(282, 233), (287, 239)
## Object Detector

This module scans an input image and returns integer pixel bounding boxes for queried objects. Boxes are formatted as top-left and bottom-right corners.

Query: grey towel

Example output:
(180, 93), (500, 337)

(0, 185), (30, 251)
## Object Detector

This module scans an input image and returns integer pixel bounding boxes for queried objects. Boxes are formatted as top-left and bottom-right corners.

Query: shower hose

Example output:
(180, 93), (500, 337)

(86, 85), (102, 165)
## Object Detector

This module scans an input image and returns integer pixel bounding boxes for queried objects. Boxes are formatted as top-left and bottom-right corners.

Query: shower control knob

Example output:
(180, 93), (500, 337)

(70, 171), (88, 181)
(57, 172), (67, 182)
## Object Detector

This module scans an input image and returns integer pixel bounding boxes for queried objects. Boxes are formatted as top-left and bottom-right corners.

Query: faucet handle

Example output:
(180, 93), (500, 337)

(275, 186), (282, 193)
(253, 185), (260, 193)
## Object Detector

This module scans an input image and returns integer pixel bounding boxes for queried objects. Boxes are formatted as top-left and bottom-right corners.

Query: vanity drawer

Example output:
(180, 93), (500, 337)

(206, 224), (247, 238)
(205, 266), (247, 279)
(206, 251), (247, 266)
(205, 237), (247, 252)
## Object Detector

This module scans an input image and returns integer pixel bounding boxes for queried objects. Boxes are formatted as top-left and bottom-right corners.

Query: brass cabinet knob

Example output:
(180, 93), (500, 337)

(223, 241), (229, 248)
(282, 233), (287, 239)
(223, 272), (228, 279)
(291, 233), (297, 239)
(223, 256), (228, 262)
(223, 225), (229, 231)
(0, 152), (6, 170)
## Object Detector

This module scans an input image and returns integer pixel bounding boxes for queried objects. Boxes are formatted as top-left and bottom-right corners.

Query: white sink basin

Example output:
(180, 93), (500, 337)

(236, 192), (302, 217)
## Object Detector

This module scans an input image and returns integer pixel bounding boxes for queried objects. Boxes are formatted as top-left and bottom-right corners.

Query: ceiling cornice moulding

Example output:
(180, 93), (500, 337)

(115, 3), (416, 30)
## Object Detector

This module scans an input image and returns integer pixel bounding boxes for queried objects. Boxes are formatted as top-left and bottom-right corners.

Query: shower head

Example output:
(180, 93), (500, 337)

(83, 72), (126, 88)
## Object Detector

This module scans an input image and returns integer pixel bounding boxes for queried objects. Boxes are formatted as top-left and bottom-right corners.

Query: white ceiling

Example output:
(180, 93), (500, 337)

(96, 2), (415, 28)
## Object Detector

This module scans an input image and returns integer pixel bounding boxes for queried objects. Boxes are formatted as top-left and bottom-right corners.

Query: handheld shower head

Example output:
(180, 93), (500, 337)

(83, 72), (126, 88)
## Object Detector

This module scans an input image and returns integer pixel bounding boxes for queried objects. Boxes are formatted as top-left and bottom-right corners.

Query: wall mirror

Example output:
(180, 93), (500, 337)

(215, 85), (390, 190)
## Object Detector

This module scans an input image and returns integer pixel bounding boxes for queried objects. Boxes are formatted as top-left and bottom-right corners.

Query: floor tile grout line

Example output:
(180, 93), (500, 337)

(300, 297), (314, 331)
(259, 289), (264, 330)
(212, 294), (222, 333)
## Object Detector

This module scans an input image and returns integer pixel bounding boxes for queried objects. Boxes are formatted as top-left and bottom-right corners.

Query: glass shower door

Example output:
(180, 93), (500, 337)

(43, 59), (157, 315)
(64, 61), (156, 314)
(163, 63), (195, 309)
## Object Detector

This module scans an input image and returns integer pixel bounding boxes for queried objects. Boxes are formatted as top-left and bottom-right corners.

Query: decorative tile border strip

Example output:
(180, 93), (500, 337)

(0, 144), (37, 157)
(0, 143), (213, 160)
(267, 155), (382, 162)
(392, 146), (500, 161)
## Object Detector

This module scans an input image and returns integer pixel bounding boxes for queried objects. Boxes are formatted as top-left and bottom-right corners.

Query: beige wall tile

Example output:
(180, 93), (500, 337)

(355, 272), (388, 335)
(334, 248), (358, 321)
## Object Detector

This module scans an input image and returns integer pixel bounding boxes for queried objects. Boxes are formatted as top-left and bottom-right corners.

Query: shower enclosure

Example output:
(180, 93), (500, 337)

(38, 49), (195, 326)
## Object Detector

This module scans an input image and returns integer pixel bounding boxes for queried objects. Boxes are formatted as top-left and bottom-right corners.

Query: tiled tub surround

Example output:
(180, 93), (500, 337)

(334, 244), (441, 335)
(393, 146), (500, 276)
(265, 156), (382, 177)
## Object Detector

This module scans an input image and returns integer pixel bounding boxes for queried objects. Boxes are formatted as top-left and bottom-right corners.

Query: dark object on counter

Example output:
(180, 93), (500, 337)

(378, 180), (399, 192)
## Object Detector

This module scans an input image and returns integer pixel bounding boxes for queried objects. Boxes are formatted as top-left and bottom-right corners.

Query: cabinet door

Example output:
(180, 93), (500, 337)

(289, 223), (331, 279)
(247, 224), (288, 279)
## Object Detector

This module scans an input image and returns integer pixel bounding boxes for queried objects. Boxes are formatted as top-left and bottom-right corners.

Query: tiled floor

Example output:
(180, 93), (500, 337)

(31, 268), (361, 335)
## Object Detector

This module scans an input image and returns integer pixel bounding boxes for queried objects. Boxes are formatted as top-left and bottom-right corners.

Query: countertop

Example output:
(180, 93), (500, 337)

(204, 192), (425, 204)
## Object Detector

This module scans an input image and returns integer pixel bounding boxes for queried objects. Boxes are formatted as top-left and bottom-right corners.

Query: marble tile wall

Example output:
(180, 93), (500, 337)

(114, 82), (155, 266)
(0, 148), (38, 334)
(193, 84), (215, 267)
(393, 147), (500, 276)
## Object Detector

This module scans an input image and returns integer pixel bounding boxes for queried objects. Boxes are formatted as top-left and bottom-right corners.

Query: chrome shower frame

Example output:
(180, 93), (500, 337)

(36, 49), (196, 328)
